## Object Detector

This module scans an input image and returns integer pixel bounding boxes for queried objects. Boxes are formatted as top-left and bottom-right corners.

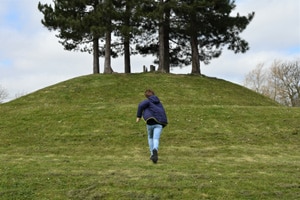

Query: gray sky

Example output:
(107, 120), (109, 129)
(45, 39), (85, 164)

(1, 0), (299, 101)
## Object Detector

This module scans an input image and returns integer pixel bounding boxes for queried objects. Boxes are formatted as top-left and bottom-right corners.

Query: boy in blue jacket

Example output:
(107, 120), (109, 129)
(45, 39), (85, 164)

(136, 89), (168, 163)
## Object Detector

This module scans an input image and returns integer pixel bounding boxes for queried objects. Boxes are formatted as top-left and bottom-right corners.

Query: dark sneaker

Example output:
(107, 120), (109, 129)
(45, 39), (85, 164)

(152, 149), (158, 163)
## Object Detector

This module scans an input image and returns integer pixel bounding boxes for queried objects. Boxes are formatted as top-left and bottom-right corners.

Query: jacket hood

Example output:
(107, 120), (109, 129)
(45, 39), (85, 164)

(148, 95), (160, 104)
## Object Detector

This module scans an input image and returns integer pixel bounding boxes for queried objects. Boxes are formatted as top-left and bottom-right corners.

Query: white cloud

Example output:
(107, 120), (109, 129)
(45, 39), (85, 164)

(237, 0), (300, 51)
(198, 0), (300, 83)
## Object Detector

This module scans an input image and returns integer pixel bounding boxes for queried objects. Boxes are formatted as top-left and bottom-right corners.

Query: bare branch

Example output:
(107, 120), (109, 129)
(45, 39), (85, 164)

(0, 85), (8, 103)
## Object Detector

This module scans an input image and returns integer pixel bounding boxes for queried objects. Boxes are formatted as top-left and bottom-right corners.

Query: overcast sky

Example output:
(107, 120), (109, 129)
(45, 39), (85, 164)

(1, 0), (299, 101)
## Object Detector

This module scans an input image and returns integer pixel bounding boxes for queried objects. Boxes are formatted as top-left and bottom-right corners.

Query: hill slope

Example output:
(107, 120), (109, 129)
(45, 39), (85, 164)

(5, 73), (279, 107)
(0, 73), (299, 200)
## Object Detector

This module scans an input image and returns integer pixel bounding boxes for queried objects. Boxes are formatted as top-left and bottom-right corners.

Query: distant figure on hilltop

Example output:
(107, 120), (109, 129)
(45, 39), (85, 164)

(136, 89), (168, 163)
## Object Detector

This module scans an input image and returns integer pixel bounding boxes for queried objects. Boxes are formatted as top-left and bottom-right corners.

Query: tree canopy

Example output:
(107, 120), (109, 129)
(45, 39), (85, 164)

(38, 0), (254, 74)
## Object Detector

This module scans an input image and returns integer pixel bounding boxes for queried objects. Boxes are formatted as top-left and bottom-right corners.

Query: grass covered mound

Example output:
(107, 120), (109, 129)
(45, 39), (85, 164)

(0, 73), (299, 199)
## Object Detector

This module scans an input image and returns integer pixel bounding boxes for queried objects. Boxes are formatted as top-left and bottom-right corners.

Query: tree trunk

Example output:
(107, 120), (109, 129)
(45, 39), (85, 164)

(164, 7), (170, 73)
(158, 0), (169, 73)
(103, 30), (113, 73)
(158, 18), (165, 72)
(190, 33), (201, 74)
(124, 2), (131, 73)
(93, 37), (100, 74)
(124, 37), (131, 73)
(190, 15), (201, 75)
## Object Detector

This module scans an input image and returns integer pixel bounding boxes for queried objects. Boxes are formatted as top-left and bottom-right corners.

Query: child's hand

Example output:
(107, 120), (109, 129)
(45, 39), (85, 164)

(136, 118), (141, 123)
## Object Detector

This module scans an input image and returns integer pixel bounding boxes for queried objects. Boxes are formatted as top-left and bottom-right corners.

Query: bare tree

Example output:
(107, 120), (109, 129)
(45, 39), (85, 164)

(269, 60), (300, 106)
(243, 63), (266, 93)
(0, 85), (8, 103)
(244, 59), (300, 107)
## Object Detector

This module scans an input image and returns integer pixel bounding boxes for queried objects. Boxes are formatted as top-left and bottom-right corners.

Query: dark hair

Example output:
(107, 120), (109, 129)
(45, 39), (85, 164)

(144, 89), (155, 98)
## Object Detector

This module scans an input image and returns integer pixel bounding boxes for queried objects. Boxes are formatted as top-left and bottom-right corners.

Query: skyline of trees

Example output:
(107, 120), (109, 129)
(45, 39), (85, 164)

(38, 0), (254, 74)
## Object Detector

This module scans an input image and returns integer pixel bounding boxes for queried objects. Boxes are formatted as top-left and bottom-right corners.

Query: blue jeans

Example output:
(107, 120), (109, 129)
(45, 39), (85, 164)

(146, 124), (163, 155)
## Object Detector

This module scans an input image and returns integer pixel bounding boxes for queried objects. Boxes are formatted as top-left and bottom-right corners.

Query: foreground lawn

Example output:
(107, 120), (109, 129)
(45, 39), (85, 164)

(1, 105), (299, 199)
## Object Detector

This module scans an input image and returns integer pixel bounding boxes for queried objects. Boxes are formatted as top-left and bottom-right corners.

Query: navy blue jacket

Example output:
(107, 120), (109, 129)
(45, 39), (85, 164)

(137, 95), (168, 127)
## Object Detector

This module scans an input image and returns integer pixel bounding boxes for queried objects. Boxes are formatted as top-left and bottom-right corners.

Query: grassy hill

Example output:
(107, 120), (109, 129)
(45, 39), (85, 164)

(0, 73), (299, 199)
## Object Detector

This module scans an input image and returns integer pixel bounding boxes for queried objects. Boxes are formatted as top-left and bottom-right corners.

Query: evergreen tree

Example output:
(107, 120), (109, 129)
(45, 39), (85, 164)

(39, 0), (254, 75)
(136, 0), (254, 74)
(113, 0), (144, 73)
(134, 0), (171, 72)
(172, 0), (254, 74)
(38, 0), (114, 74)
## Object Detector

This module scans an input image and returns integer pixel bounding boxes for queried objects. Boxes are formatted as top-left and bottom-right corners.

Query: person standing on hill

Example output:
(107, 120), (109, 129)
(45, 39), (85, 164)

(136, 89), (168, 163)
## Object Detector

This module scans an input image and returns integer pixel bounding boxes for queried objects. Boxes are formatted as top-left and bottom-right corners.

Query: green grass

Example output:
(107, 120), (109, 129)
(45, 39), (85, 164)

(0, 73), (299, 199)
